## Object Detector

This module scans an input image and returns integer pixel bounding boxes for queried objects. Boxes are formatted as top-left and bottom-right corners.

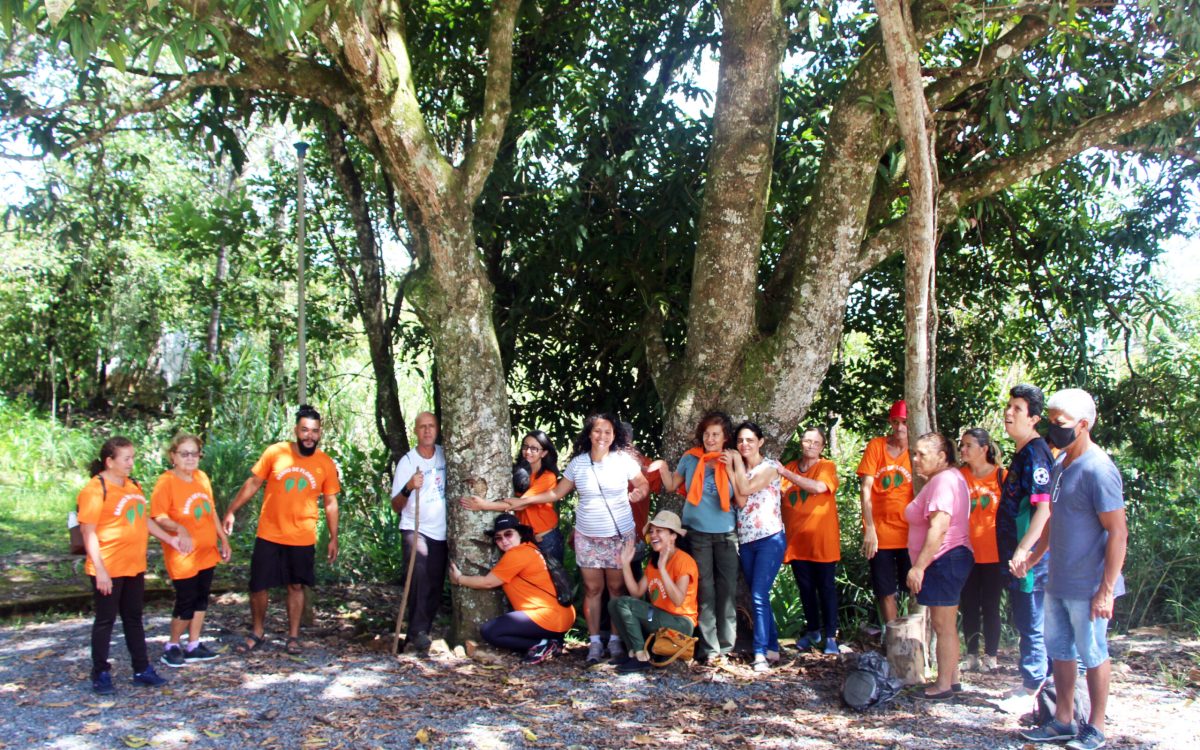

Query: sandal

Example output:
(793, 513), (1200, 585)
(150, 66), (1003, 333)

(285, 637), (303, 656)
(237, 633), (266, 654)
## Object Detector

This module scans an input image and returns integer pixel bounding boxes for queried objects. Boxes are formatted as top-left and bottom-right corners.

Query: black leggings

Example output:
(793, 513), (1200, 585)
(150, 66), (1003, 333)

(790, 560), (838, 639)
(91, 573), (149, 678)
(480, 611), (562, 652)
(960, 561), (1004, 656)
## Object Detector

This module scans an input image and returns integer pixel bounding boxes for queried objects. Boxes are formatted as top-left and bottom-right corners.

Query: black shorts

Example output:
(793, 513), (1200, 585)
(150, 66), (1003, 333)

(869, 547), (912, 598)
(916, 546), (974, 607)
(172, 566), (215, 620)
(249, 538), (315, 592)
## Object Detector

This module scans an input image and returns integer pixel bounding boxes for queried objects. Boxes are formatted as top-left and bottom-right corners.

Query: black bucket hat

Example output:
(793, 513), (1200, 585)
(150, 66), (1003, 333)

(486, 512), (533, 541)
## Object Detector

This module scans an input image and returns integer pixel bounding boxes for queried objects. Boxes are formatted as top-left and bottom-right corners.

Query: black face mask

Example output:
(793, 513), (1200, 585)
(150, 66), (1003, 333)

(1046, 423), (1076, 450)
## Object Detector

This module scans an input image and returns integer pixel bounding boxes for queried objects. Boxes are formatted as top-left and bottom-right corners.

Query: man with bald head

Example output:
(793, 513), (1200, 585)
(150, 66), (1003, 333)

(390, 411), (447, 655)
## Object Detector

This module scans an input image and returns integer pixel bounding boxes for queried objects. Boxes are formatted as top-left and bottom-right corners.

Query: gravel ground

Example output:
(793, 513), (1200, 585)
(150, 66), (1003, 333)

(1, 590), (1196, 749)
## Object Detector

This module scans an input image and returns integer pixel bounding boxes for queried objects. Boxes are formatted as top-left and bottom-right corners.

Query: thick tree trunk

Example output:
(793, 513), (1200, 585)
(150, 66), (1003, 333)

(404, 205), (511, 643)
(658, 0), (785, 457)
(322, 119), (410, 462)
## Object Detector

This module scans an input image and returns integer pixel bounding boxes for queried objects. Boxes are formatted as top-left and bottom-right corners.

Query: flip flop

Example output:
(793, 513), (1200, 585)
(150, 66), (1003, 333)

(920, 687), (956, 700)
(285, 637), (303, 656)
(237, 633), (266, 654)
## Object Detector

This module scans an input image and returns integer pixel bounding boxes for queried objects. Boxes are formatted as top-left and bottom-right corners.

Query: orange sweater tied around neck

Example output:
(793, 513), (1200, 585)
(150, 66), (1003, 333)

(682, 447), (732, 512)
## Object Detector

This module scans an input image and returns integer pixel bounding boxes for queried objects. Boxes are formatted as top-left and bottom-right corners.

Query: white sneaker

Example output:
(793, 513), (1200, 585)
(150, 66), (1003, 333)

(964, 654), (981, 672)
(752, 655), (770, 673)
(585, 640), (604, 664)
(981, 654), (998, 672)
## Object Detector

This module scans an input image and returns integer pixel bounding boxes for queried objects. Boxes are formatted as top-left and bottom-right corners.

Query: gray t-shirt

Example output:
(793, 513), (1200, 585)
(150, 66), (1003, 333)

(1046, 445), (1125, 600)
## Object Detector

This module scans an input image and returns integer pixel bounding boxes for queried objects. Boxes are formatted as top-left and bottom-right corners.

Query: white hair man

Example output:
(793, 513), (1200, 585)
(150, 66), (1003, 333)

(1015, 389), (1127, 750)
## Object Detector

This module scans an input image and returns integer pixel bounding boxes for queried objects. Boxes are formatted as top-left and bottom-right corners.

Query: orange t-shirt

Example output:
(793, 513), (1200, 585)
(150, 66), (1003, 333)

(856, 436), (914, 550)
(517, 470), (560, 536)
(252, 443), (342, 546)
(151, 470), (221, 580)
(960, 465), (1002, 564)
(781, 459), (841, 563)
(646, 549), (699, 625)
(629, 455), (662, 537)
(491, 543), (576, 632)
(77, 476), (149, 578)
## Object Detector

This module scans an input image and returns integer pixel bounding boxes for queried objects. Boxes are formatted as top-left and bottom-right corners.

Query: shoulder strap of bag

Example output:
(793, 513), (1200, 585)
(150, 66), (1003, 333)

(589, 456), (624, 536)
(516, 546), (560, 601)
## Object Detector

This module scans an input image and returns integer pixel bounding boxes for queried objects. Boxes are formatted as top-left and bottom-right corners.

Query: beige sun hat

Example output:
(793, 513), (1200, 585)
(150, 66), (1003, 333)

(643, 510), (686, 536)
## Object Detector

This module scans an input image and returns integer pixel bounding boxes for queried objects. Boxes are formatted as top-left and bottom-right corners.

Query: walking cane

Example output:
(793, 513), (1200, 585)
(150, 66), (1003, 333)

(392, 482), (420, 655)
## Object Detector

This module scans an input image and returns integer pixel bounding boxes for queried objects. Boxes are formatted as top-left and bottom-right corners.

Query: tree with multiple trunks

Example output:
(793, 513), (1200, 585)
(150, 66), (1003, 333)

(3, 0), (1198, 637)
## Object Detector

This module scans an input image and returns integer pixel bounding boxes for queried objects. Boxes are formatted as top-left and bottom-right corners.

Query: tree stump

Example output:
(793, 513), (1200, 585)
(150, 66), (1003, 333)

(885, 610), (929, 685)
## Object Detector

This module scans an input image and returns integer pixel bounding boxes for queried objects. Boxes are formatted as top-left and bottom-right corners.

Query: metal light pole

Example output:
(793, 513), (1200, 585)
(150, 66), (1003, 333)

(295, 140), (309, 405)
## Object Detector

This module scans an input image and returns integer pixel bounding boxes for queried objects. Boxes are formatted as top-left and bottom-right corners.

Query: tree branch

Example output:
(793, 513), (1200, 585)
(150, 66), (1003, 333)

(857, 77), (1200, 270)
(458, 0), (522, 204)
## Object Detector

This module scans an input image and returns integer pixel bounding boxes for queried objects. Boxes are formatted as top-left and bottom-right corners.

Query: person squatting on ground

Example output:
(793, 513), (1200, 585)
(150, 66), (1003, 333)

(80, 436), (182, 693)
(449, 514), (576, 664)
(723, 421), (785, 673)
(223, 404), (340, 656)
(905, 432), (975, 700)
(390, 411), (448, 655)
(607, 511), (699, 673)
(958, 427), (1005, 673)
(460, 430), (565, 564)
(858, 400), (915, 627)
(1017, 389), (1127, 750)
(998, 384), (1055, 709)
(151, 433), (232, 668)
(512, 413), (650, 664)
(657, 411), (738, 666)
(778, 426), (842, 655)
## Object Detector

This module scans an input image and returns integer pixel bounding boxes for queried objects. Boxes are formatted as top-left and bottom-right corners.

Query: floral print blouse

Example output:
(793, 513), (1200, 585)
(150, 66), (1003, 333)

(737, 458), (784, 545)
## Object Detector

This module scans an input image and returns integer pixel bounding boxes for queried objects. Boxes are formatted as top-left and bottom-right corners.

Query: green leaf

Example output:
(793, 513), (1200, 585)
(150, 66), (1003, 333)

(106, 41), (126, 73)
(299, 0), (327, 33)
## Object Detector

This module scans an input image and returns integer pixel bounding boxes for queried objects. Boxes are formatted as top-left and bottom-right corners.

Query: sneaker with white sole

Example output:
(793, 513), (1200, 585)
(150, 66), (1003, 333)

(1065, 724), (1106, 750)
(184, 642), (218, 662)
(607, 638), (625, 661)
(981, 654), (998, 672)
(1020, 718), (1079, 743)
(823, 637), (840, 655)
(524, 639), (561, 665)
(585, 640), (605, 664)
(160, 645), (186, 668)
(131, 665), (167, 687)
(963, 654), (981, 672)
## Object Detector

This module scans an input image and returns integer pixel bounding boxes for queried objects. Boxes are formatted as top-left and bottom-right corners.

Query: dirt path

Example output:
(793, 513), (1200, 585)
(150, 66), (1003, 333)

(2, 588), (1196, 749)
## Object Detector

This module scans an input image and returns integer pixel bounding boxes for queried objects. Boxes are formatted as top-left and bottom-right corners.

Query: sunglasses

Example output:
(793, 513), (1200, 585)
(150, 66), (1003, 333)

(494, 529), (520, 541)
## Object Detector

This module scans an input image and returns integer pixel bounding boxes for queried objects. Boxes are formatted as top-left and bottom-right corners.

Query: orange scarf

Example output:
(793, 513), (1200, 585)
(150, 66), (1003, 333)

(682, 447), (732, 512)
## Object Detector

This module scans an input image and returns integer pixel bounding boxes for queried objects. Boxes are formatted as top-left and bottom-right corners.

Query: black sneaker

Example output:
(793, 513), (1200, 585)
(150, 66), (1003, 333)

(131, 665), (167, 687)
(160, 645), (186, 668)
(617, 657), (652, 673)
(407, 631), (433, 656)
(183, 643), (218, 662)
(92, 670), (115, 694)
(524, 639), (561, 665)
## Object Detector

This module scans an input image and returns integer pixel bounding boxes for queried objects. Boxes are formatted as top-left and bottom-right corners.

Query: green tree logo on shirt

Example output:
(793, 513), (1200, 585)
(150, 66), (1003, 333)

(193, 501), (213, 520)
(125, 503), (144, 525)
(971, 494), (992, 513)
(881, 472), (905, 489)
(284, 477), (310, 492)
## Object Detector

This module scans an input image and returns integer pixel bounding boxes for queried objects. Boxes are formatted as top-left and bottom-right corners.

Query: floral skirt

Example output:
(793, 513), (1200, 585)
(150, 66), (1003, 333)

(574, 529), (636, 570)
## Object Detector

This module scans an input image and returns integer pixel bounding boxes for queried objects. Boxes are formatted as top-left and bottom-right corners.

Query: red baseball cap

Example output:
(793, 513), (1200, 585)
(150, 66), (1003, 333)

(888, 400), (907, 420)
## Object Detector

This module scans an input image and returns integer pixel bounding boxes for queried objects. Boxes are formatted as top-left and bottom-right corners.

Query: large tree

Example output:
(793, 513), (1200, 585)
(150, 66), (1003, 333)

(5, 0), (1199, 637)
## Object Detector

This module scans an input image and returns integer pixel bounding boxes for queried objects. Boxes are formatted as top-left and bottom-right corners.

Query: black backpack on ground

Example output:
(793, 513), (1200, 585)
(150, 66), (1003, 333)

(842, 651), (904, 710)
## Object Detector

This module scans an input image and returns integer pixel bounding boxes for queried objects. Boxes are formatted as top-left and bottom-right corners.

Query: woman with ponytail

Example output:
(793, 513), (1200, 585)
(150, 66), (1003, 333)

(79, 437), (185, 693)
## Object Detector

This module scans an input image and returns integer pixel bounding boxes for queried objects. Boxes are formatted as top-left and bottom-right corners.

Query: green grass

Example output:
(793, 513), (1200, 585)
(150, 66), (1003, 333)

(0, 399), (97, 556)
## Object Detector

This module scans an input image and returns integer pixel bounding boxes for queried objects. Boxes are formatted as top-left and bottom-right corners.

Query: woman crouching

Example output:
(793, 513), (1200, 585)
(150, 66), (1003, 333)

(607, 511), (699, 672)
(449, 514), (575, 664)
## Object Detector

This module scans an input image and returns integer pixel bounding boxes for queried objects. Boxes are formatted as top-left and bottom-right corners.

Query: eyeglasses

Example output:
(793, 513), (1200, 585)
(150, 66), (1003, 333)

(176, 451), (202, 459)
(520, 445), (543, 453)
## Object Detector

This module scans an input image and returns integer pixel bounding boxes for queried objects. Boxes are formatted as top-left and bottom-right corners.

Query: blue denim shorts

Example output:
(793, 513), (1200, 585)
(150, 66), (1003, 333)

(1044, 594), (1111, 668)
(916, 545), (974, 607)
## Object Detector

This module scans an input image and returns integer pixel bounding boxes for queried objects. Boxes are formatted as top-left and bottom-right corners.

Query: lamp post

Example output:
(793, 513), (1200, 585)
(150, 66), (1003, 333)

(295, 140), (309, 405)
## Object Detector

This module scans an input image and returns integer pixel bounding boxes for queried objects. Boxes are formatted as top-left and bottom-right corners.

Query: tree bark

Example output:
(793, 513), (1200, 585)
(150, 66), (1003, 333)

(659, 0), (785, 458)
(322, 117), (410, 463)
(875, 0), (939, 445)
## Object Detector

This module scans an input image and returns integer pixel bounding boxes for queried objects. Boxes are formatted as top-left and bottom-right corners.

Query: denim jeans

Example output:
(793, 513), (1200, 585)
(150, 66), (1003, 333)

(537, 527), (566, 566)
(739, 531), (785, 656)
(1009, 558), (1050, 690)
(684, 529), (739, 658)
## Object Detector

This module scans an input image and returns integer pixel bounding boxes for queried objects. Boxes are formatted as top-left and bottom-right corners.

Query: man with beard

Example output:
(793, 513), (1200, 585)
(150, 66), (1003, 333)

(223, 404), (341, 655)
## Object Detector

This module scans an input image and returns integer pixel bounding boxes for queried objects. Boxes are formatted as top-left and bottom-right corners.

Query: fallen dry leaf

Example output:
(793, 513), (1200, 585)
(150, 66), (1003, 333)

(721, 699), (736, 712)
(122, 736), (150, 749)
(415, 728), (431, 744)
(521, 728), (537, 741)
